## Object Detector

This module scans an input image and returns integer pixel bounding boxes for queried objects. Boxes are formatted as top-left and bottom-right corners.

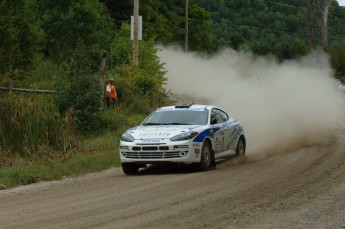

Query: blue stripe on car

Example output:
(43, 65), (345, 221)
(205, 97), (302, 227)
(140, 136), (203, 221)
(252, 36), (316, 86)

(193, 127), (221, 142)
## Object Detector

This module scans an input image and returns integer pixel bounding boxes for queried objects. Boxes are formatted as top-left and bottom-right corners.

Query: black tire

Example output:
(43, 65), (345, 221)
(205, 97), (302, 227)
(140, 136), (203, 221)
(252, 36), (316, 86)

(122, 163), (139, 175)
(236, 137), (245, 157)
(195, 141), (213, 171)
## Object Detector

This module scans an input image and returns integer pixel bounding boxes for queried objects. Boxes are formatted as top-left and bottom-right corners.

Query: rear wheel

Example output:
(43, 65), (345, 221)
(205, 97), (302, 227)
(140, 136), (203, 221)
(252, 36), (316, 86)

(195, 141), (213, 171)
(236, 137), (245, 157)
(122, 163), (139, 175)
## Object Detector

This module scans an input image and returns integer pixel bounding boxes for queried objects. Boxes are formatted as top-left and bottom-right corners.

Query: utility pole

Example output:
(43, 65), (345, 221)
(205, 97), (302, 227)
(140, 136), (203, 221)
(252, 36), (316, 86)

(307, 0), (333, 52)
(185, 0), (189, 52)
(133, 0), (139, 65)
(307, 0), (317, 50)
(319, 0), (333, 53)
(100, 53), (106, 110)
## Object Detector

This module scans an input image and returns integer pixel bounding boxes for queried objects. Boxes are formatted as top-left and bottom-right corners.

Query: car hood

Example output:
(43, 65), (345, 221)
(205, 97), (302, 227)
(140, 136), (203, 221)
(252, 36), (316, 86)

(127, 125), (200, 140)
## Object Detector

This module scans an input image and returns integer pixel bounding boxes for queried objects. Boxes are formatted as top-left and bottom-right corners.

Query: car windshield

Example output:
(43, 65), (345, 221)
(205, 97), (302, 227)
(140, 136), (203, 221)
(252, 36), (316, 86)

(143, 109), (209, 126)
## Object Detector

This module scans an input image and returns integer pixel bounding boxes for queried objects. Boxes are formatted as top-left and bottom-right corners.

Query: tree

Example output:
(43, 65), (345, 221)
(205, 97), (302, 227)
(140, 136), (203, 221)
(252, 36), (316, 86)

(330, 46), (345, 78)
(38, 0), (114, 67)
(0, 0), (40, 80)
(307, 0), (333, 52)
(55, 46), (103, 131)
(187, 1), (215, 52)
(100, 0), (132, 28)
(319, 0), (333, 52)
(36, 0), (115, 131)
(108, 24), (168, 112)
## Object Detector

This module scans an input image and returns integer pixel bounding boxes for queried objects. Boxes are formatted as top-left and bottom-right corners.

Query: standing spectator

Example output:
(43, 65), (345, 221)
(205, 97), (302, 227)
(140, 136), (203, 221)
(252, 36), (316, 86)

(106, 77), (118, 108)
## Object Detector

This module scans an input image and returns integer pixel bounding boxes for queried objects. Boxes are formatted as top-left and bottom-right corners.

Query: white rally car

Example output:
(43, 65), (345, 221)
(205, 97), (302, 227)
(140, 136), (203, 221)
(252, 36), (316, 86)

(119, 104), (246, 175)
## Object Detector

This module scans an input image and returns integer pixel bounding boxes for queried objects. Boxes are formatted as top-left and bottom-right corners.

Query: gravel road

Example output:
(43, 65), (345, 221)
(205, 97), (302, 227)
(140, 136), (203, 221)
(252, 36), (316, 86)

(1, 129), (345, 229)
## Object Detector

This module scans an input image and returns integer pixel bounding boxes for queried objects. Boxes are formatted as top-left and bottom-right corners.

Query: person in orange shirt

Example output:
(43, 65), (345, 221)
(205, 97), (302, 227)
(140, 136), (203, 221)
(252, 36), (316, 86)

(106, 77), (118, 107)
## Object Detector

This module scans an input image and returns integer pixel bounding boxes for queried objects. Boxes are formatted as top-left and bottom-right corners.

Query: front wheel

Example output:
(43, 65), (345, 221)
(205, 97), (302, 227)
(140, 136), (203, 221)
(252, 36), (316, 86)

(195, 141), (213, 171)
(235, 137), (245, 157)
(122, 163), (139, 175)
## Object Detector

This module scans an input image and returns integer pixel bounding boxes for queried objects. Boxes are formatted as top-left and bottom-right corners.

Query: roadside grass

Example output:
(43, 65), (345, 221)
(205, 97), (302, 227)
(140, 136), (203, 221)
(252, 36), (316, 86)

(0, 91), (170, 188)
(0, 106), (149, 188)
(0, 149), (119, 188)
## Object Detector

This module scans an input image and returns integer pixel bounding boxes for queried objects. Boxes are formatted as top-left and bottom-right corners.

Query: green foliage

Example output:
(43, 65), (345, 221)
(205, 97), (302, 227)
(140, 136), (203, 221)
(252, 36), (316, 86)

(27, 0), (117, 133)
(108, 24), (133, 68)
(290, 38), (309, 58)
(2, 0), (345, 83)
(21, 59), (61, 90)
(103, 0), (214, 52)
(0, 103), (149, 188)
(1, 166), (36, 186)
(55, 48), (103, 132)
(187, 1), (216, 52)
(0, 0), (41, 80)
(0, 149), (118, 187)
(99, 0), (132, 28)
(107, 23), (169, 114)
(38, 0), (114, 66)
(330, 46), (345, 79)
(114, 64), (168, 114)
(0, 90), (165, 188)
(196, 0), (311, 58)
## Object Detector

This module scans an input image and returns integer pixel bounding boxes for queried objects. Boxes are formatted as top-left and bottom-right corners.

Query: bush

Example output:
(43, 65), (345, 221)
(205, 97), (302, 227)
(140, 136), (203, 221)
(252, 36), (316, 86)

(105, 24), (169, 120)
(55, 47), (103, 132)
(330, 46), (345, 79)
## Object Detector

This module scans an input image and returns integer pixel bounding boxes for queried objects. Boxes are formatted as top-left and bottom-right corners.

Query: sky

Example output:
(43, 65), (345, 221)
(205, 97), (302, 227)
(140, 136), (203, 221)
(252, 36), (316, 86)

(338, 0), (345, 6)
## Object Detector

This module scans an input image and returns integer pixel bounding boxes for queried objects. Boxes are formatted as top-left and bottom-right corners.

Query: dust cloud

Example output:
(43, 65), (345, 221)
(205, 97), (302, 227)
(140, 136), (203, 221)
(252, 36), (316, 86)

(158, 47), (345, 159)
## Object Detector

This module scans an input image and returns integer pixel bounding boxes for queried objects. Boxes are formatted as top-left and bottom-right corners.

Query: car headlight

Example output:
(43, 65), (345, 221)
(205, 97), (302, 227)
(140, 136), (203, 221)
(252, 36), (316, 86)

(170, 131), (199, 141)
(121, 133), (135, 142)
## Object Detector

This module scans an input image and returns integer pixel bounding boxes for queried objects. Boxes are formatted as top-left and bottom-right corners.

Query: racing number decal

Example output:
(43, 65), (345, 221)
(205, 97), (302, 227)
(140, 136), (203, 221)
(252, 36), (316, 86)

(213, 128), (225, 153)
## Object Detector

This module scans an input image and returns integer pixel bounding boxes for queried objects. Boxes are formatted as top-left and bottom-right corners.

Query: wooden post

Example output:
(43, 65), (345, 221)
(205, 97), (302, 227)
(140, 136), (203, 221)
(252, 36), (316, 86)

(8, 79), (13, 92)
(320, 0), (333, 53)
(100, 54), (106, 94)
(185, 0), (189, 52)
(133, 0), (139, 65)
(307, 0), (317, 50)
(100, 53), (106, 110)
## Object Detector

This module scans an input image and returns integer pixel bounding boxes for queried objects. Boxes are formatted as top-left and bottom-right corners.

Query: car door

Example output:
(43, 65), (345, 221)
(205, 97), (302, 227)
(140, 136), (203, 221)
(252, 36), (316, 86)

(217, 109), (233, 152)
(210, 109), (227, 154)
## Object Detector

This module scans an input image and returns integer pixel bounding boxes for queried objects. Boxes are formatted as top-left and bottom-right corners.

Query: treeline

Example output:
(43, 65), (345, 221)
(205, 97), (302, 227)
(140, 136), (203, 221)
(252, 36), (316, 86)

(100, 0), (345, 75)
(1, 0), (345, 80)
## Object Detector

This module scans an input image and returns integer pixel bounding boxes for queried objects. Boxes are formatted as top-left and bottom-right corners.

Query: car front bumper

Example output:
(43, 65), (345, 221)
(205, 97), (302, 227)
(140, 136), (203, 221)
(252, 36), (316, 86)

(120, 139), (202, 164)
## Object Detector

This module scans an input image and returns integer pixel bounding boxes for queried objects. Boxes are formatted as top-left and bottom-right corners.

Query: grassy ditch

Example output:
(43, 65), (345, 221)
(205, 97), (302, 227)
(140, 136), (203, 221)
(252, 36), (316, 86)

(0, 113), (146, 188)
(0, 149), (119, 187)
(0, 94), (156, 188)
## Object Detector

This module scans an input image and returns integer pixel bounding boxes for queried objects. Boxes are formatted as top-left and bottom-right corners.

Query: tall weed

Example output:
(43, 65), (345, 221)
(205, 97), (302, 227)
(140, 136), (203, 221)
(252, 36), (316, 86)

(0, 94), (78, 157)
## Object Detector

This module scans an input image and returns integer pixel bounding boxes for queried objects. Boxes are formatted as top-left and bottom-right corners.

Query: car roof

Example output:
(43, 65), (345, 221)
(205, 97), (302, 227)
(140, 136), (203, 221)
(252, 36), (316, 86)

(157, 104), (215, 111)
